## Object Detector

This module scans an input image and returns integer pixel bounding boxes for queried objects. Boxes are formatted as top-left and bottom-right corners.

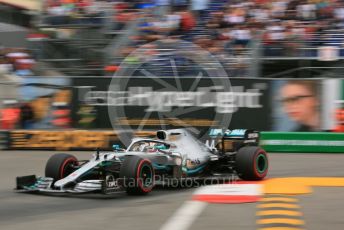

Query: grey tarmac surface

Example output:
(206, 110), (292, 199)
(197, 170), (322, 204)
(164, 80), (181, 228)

(0, 151), (344, 230)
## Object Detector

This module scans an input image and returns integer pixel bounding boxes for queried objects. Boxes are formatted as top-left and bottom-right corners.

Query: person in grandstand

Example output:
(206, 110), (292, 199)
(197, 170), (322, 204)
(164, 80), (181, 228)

(0, 100), (19, 130)
(279, 80), (320, 132)
(332, 108), (344, 132)
(19, 102), (35, 129)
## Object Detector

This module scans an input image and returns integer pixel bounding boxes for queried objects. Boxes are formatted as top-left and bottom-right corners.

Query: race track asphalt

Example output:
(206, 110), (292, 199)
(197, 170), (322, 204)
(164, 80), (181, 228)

(0, 151), (343, 230)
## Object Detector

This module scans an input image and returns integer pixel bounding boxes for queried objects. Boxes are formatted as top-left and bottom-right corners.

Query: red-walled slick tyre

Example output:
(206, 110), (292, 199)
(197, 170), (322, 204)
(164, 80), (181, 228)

(45, 153), (78, 182)
(120, 155), (155, 195)
(236, 146), (268, 180)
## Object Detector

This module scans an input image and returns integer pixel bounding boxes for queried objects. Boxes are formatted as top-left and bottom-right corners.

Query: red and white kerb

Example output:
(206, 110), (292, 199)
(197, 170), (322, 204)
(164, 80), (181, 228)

(192, 183), (262, 204)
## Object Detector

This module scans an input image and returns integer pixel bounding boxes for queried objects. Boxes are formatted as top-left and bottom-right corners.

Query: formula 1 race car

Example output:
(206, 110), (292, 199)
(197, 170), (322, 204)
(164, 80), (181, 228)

(16, 129), (268, 195)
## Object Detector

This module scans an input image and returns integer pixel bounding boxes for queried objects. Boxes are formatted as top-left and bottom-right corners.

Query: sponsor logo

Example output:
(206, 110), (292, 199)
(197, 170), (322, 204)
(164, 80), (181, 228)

(227, 129), (246, 136)
(248, 133), (259, 139)
(81, 86), (263, 114)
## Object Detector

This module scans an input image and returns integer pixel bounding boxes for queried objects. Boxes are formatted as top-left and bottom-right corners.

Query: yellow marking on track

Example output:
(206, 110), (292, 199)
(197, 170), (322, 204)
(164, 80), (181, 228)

(261, 197), (298, 203)
(257, 203), (300, 209)
(257, 210), (303, 217)
(262, 177), (344, 195)
(262, 180), (311, 195)
(257, 177), (344, 230)
(257, 218), (305, 225)
(254, 176), (344, 230)
(258, 227), (304, 230)
(290, 177), (344, 187)
(256, 195), (306, 230)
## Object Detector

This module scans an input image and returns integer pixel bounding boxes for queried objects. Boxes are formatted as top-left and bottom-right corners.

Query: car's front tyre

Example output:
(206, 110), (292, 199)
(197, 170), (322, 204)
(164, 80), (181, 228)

(120, 155), (155, 195)
(45, 153), (78, 182)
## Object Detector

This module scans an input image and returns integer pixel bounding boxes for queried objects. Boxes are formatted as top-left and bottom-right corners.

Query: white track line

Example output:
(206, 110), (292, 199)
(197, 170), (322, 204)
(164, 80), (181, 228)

(159, 201), (207, 230)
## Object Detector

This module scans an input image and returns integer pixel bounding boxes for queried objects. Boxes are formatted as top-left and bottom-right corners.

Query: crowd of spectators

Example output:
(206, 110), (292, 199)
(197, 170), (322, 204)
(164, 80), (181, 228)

(42, 0), (148, 26)
(0, 45), (36, 77)
(0, 101), (35, 130)
(3, 1), (344, 130)
(43, 0), (110, 25)
(154, 1), (344, 51)
(104, 0), (344, 77)
(0, 44), (35, 130)
(40, 0), (344, 77)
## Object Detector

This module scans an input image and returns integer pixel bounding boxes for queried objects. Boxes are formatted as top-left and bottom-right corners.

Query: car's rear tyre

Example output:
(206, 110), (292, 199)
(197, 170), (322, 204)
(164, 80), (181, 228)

(236, 146), (268, 180)
(120, 155), (155, 195)
(45, 153), (78, 182)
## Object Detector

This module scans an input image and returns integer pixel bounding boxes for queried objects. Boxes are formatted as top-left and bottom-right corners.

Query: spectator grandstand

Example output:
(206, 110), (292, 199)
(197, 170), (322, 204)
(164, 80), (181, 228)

(1, 0), (344, 133)
(0, 0), (344, 78)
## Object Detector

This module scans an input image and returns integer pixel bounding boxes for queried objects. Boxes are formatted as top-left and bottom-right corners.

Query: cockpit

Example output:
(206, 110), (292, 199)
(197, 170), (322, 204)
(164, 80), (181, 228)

(128, 140), (172, 153)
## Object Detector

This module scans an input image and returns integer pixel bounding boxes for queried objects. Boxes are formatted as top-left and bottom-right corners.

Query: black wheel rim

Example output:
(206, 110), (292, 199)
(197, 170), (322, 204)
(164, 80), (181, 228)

(140, 164), (153, 188)
(256, 154), (267, 174)
(61, 160), (76, 178)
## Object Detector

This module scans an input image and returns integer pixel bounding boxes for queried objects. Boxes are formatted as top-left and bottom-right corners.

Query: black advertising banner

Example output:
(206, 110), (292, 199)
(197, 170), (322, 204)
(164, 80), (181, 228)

(71, 77), (272, 132)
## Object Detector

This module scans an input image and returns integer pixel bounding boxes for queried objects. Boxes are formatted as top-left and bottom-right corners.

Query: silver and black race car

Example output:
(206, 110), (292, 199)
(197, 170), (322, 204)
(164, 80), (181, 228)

(16, 129), (268, 195)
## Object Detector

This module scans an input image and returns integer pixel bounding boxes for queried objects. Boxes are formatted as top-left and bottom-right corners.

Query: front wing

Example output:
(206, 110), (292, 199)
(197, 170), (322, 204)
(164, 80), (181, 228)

(15, 175), (123, 194)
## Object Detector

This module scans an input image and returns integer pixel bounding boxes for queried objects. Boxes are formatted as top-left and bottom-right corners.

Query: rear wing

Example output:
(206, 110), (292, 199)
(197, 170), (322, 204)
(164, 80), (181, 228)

(208, 129), (260, 152)
(224, 129), (259, 141)
(209, 129), (259, 140)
